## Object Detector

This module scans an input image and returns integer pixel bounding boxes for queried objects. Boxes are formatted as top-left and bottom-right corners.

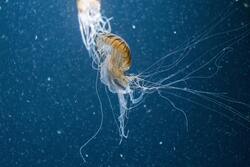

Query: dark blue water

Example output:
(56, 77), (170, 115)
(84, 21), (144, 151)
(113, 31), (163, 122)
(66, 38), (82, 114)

(1, 0), (250, 166)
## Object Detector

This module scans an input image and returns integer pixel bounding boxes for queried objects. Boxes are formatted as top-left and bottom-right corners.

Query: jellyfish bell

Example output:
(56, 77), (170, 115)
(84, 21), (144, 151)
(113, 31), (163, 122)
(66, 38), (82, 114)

(76, 0), (101, 14)
(95, 33), (132, 94)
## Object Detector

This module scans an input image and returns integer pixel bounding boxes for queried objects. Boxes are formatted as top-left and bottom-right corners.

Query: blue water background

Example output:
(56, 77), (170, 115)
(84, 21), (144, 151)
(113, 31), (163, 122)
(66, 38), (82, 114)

(0, 0), (250, 166)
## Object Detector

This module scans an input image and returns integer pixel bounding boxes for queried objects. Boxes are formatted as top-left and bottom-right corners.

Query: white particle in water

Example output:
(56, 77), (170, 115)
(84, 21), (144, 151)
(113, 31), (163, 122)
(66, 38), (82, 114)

(243, 2), (249, 8)
(57, 130), (62, 135)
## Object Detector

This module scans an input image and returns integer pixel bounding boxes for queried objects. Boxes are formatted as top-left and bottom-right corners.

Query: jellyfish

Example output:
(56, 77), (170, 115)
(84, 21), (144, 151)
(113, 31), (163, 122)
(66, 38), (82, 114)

(76, 0), (250, 162)
(95, 33), (144, 139)
(77, 0), (144, 142)
(76, 0), (111, 64)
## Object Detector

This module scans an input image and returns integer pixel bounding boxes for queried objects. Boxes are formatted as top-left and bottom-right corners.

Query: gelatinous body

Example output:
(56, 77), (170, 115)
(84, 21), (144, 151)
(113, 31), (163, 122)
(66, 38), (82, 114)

(96, 33), (131, 92)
